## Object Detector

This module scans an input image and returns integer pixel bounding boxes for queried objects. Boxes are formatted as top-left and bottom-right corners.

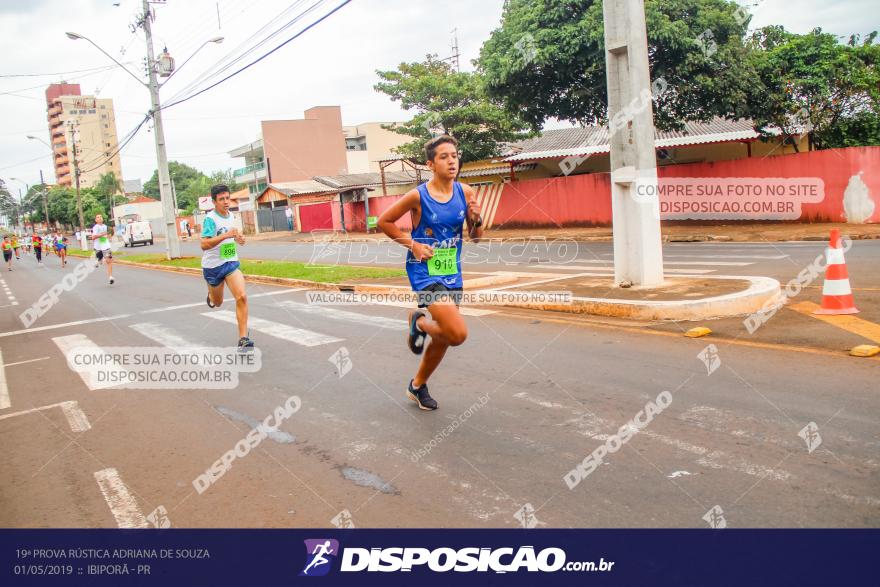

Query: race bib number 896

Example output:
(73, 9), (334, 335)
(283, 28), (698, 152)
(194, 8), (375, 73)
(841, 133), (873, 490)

(220, 242), (237, 260)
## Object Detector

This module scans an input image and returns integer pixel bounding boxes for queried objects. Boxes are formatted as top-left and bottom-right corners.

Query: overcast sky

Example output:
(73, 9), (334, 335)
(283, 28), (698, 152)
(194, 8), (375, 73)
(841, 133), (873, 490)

(1, 0), (878, 191)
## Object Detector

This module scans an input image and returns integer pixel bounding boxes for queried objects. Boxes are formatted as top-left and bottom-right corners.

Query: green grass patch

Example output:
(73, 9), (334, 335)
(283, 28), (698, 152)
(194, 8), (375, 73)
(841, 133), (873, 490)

(116, 254), (404, 284)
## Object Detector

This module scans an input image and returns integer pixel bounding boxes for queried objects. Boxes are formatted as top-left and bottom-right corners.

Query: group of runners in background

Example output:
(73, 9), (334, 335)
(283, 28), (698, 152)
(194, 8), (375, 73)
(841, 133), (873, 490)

(2, 230), (68, 270)
(2, 213), (114, 284)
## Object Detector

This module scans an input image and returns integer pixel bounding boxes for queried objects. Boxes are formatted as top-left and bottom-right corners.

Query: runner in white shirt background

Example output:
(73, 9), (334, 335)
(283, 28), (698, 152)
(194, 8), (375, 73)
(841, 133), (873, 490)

(91, 214), (115, 285)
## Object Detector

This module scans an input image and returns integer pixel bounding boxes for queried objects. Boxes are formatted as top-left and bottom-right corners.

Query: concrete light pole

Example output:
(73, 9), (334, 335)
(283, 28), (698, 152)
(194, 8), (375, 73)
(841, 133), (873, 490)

(603, 0), (664, 286)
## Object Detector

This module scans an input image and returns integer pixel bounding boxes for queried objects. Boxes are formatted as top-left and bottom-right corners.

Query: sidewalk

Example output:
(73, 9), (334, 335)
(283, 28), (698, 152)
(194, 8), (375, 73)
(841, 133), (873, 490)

(243, 222), (880, 244)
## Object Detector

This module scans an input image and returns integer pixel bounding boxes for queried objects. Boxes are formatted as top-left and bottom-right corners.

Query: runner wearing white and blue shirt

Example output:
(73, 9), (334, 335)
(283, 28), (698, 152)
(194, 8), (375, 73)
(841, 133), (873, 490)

(202, 184), (253, 352)
(377, 135), (484, 411)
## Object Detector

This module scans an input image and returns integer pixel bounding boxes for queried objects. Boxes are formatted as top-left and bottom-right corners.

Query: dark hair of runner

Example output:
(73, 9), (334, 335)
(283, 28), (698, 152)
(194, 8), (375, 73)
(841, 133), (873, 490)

(211, 184), (230, 199)
(424, 135), (458, 162)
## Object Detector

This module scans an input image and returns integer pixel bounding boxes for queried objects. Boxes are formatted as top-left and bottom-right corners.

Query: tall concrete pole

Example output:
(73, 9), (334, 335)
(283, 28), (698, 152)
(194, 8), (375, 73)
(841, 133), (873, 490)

(603, 0), (664, 286)
(143, 0), (181, 259)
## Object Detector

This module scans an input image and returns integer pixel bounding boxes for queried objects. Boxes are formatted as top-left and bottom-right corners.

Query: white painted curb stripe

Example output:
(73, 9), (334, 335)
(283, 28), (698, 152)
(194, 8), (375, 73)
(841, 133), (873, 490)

(0, 350), (9, 410)
(822, 279), (852, 296)
(93, 468), (149, 529)
(60, 401), (91, 432)
(278, 300), (404, 330)
(203, 311), (343, 347)
(825, 248), (846, 265)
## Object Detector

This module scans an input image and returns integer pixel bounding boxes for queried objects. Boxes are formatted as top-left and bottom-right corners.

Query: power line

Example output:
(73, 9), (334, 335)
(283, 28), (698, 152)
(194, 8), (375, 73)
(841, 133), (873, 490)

(162, 0), (353, 111)
(165, 0), (315, 103)
(78, 114), (151, 174)
(0, 63), (132, 78)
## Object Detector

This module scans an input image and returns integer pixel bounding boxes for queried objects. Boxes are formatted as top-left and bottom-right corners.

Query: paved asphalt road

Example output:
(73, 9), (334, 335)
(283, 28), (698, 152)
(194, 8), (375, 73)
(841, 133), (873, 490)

(0, 246), (876, 528)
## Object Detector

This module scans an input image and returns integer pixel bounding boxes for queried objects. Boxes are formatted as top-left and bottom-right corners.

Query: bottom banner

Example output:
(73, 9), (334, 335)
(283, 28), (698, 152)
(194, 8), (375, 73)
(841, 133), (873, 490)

(1, 529), (876, 585)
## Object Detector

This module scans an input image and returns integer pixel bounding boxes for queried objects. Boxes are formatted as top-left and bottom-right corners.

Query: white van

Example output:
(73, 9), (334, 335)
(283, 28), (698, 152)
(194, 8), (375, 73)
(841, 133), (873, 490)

(123, 221), (154, 247)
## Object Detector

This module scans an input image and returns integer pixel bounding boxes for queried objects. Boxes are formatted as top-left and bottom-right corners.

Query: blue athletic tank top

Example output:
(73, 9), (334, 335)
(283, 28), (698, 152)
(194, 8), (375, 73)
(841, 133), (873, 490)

(406, 181), (467, 291)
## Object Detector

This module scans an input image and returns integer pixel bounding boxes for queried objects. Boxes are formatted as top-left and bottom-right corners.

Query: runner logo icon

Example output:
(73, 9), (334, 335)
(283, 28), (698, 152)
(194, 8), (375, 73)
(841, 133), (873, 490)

(300, 539), (339, 577)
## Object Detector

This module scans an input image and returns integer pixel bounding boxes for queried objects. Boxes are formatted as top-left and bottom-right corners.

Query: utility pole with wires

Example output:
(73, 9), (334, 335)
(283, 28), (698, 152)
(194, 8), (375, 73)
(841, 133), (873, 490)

(39, 170), (50, 231)
(141, 0), (181, 259)
(67, 120), (87, 247)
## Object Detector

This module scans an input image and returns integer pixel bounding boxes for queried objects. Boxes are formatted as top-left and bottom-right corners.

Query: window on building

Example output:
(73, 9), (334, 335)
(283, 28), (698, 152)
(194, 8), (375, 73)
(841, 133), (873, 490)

(101, 114), (107, 119)
(88, 109), (96, 113)
(100, 105), (106, 109)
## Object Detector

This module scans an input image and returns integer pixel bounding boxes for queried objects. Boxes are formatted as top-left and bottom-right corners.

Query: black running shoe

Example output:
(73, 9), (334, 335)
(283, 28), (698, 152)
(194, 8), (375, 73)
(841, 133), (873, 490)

(407, 310), (426, 355)
(206, 294), (216, 308)
(407, 380), (437, 410)
(237, 336), (255, 353)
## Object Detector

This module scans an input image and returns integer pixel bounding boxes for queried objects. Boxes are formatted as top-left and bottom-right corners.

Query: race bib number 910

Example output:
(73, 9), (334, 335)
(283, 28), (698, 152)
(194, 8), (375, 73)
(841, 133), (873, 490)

(427, 247), (457, 276)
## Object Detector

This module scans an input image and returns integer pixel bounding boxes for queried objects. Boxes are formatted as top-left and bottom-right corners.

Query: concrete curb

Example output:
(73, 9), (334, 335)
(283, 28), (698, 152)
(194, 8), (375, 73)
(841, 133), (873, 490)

(108, 258), (780, 322)
(489, 275), (782, 321)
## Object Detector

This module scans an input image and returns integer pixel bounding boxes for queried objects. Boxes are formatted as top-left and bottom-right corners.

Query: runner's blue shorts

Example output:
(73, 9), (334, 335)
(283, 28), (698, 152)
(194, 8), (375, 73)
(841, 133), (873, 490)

(202, 261), (240, 287)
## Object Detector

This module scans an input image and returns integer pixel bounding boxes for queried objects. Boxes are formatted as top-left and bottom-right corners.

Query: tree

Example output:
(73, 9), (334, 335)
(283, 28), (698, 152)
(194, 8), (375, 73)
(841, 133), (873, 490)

(144, 162), (242, 214)
(747, 27), (880, 150)
(479, 0), (758, 130)
(143, 161), (204, 200)
(375, 55), (533, 162)
(209, 169), (242, 192)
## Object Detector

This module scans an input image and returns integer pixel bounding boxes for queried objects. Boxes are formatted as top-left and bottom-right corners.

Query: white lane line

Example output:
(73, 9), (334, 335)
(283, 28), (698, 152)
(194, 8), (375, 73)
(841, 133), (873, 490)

(664, 254), (789, 260)
(532, 265), (716, 275)
(203, 311), (343, 347)
(0, 402), (68, 420)
(4, 356), (50, 367)
(0, 314), (133, 339)
(52, 334), (119, 390)
(0, 349), (9, 409)
(93, 468), (150, 529)
(0, 288), (305, 339)
(0, 400), (90, 433)
(139, 288), (306, 315)
(59, 401), (91, 432)
(130, 322), (203, 350)
(278, 300), (405, 330)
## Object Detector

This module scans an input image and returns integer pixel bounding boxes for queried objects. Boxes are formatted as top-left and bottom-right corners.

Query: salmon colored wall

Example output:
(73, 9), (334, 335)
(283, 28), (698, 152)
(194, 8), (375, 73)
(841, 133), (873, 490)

(489, 146), (880, 227)
(261, 107), (348, 183)
(336, 193), (414, 232)
(332, 147), (880, 230)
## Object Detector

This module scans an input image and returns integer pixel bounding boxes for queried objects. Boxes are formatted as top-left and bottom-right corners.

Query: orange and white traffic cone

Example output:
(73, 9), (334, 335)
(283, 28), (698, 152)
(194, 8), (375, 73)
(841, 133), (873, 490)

(814, 228), (859, 315)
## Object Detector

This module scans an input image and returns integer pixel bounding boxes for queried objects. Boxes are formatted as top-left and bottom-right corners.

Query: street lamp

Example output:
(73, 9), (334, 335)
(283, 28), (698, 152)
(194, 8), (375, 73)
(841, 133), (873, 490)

(162, 37), (224, 84)
(66, 13), (224, 259)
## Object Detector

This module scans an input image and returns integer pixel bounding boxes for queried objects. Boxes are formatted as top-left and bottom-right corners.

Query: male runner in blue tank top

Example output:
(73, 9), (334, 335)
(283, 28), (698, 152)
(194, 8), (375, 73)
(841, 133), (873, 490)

(378, 135), (483, 411)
